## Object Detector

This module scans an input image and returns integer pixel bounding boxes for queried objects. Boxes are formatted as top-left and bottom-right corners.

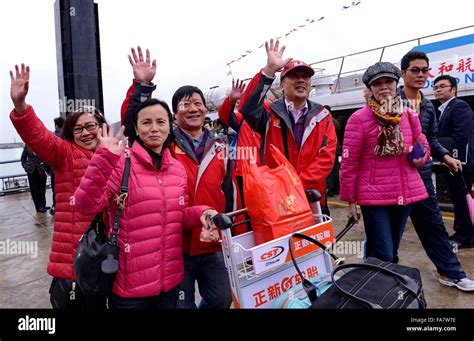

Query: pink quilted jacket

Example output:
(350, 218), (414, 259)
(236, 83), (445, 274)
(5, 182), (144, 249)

(340, 105), (429, 206)
(74, 142), (208, 298)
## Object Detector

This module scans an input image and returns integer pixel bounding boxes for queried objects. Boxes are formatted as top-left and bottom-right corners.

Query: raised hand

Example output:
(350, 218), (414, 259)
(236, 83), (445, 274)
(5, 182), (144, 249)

(10, 64), (30, 114)
(228, 79), (246, 105)
(98, 124), (128, 155)
(128, 46), (157, 85)
(262, 39), (292, 77)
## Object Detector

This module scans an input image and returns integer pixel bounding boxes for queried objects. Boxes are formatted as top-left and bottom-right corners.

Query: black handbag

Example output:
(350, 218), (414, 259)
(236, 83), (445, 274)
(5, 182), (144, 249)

(289, 233), (427, 309)
(74, 152), (130, 296)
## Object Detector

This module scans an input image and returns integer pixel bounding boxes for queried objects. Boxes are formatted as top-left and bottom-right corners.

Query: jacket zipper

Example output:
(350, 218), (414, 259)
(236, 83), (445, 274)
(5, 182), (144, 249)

(157, 171), (167, 293)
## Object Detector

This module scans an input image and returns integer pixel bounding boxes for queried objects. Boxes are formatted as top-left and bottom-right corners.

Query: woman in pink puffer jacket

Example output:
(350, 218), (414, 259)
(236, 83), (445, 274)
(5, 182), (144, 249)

(340, 62), (429, 263)
(74, 98), (216, 309)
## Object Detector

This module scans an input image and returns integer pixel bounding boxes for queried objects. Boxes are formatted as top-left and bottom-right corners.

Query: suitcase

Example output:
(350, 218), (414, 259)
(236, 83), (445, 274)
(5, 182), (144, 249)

(289, 233), (427, 309)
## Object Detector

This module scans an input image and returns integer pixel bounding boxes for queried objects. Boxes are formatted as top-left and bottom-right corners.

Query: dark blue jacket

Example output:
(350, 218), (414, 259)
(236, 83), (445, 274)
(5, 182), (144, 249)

(437, 97), (474, 171)
(398, 87), (449, 180)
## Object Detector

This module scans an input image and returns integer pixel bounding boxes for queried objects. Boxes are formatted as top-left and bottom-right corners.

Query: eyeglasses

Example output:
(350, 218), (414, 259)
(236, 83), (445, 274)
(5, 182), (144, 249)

(433, 84), (452, 91)
(407, 67), (430, 75)
(73, 122), (99, 135)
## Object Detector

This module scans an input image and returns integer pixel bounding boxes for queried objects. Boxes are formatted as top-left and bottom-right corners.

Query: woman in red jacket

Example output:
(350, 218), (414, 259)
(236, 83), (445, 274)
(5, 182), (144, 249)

(9, 64), (107, 310)
(74, 98), (217, 309)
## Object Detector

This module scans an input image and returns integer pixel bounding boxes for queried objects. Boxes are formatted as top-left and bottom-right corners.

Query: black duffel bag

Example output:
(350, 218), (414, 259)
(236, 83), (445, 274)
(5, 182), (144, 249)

(289, 233), (427, 309)
(74, 152), (130, 296)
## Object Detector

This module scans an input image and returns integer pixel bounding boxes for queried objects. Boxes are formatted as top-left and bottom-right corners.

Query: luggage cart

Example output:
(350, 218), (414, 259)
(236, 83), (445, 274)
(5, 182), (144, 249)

(213, 190), (341, 308)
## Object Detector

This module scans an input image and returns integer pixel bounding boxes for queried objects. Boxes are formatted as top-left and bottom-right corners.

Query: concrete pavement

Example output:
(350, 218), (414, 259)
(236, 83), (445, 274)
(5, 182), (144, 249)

(0, 190), (472, 308)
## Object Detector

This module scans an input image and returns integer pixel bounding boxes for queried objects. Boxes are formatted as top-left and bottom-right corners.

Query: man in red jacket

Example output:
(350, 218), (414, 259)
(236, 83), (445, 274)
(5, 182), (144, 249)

(238, 39), (337, 206)
(121, 47), (243, 308)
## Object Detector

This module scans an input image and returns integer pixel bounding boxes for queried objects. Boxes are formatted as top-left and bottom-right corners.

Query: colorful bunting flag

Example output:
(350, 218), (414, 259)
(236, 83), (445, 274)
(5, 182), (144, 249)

(226, 1), (362, 66)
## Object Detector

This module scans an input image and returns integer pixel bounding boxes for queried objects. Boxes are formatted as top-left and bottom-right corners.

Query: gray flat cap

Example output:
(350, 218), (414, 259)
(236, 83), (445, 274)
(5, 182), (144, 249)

(362, 62), (401, 87)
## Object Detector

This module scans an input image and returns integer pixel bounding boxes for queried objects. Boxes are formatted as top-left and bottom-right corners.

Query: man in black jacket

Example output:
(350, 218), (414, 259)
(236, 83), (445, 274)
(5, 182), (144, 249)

(21, 146), (49, 213)
(398, 51), (473, 292)
(434, 74), (474, 248)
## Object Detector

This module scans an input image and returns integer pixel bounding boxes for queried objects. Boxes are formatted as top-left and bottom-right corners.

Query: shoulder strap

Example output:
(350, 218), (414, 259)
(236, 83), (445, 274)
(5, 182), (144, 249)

(288, 233), (343, 303)
(109, 150), (131, 245)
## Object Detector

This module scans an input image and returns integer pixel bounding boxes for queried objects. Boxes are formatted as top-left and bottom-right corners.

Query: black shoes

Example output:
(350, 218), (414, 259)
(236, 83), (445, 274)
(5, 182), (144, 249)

(449, 234), (474, 249)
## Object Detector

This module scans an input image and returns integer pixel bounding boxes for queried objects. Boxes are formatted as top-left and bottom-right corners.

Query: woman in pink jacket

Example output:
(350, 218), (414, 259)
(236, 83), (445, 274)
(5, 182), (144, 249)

(9, 64), (107, 310)
(74, 98), (217, 309)
(340, 62), (429, 263)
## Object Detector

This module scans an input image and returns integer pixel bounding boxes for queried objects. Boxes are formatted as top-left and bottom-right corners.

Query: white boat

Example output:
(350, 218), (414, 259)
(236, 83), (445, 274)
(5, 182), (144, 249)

(204, 26), (474, 117)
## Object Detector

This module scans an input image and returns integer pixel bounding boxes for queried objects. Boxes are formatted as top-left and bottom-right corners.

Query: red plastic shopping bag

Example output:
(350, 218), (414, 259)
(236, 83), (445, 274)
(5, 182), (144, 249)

(242, 144), (315, 245)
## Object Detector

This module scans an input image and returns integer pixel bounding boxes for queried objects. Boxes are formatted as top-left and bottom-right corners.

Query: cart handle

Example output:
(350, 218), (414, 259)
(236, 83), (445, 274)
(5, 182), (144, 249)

(305, 189), (322, 203)
(212, 210), (250, 231)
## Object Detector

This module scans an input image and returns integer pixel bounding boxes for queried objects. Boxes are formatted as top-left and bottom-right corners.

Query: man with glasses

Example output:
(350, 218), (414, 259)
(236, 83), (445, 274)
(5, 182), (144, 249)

(434, 74), (474, 249)
(397, 51), (474, 292)
(120, 47), (244, 309)
(238, 39), (337, 210)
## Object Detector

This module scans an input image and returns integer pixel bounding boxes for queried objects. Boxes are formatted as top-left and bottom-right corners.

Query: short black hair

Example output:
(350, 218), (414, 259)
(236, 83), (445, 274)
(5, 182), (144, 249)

(401, 51), (429, 71)
(171, 85), (206, 113)
(132, 98), (174, 150)
(434, 75), (458, 95)
(54, 117), (65, 129)
(434, 75), (457, 88)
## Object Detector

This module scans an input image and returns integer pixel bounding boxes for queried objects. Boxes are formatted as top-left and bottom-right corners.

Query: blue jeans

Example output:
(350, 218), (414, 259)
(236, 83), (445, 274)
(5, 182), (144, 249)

(177, 252), (232, 309)
(410, 174), (465, 279)
(361, 205), (412, 263)
(108, 286), (179, 310)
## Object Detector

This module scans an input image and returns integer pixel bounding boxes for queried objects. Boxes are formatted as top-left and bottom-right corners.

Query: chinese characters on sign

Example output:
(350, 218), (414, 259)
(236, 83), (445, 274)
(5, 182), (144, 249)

(252, 265), (320, 307)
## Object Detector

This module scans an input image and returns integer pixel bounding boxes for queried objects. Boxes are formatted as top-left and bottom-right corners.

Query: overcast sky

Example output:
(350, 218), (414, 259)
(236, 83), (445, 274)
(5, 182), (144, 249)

(1, 0), (473, 143)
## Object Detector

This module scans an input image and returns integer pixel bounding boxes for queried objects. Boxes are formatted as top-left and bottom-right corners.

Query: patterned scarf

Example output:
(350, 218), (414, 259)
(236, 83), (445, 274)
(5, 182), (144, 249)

(368, 95), (405, 157)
